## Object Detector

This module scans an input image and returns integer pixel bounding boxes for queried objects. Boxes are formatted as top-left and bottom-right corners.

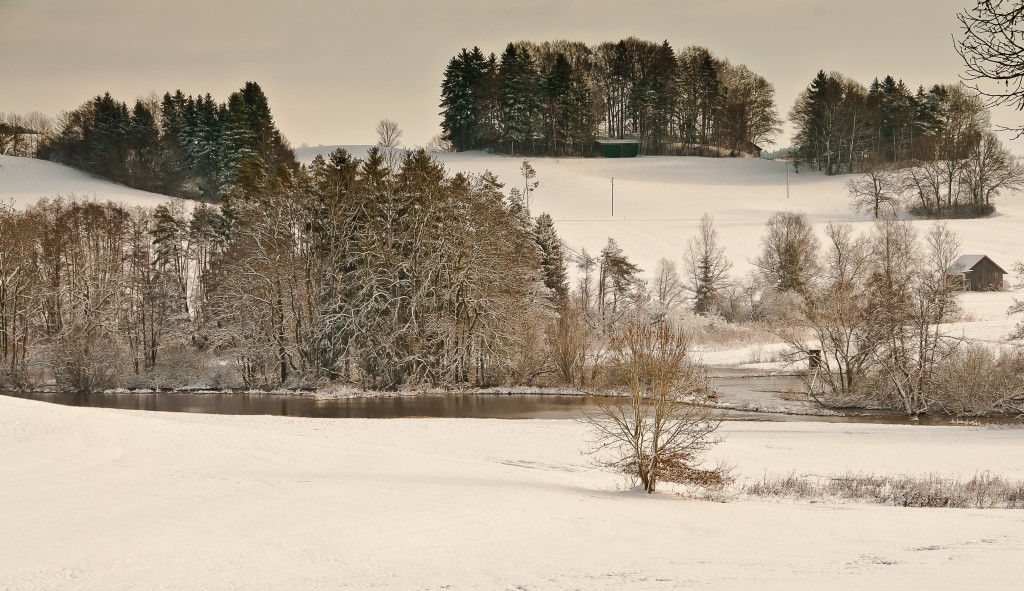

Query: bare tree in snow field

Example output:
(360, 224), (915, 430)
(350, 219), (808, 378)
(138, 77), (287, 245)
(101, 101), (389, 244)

(847, 161), (902, 219)
(754, 211), (820, 294)
(585, 319), (722, 494)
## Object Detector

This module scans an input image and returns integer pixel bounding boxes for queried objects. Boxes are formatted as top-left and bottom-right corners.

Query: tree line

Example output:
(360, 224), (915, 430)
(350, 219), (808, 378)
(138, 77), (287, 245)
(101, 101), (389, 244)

(791, 71), (1024, 217)
(440, 39), (781, 157)
(25, 82), (296, 202)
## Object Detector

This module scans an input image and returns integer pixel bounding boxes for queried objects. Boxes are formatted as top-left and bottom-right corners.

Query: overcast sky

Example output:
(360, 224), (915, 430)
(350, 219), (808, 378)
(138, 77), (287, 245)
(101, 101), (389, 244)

(1, 0), (1015, 149)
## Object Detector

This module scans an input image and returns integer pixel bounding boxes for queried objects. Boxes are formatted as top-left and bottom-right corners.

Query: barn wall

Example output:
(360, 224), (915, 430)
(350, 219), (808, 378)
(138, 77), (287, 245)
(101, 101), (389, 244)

(968, 260), (1004, 291)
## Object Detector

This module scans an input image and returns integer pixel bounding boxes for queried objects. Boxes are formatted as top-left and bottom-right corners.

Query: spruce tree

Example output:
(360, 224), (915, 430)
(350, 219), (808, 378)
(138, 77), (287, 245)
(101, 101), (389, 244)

(533, 213), (569, 304)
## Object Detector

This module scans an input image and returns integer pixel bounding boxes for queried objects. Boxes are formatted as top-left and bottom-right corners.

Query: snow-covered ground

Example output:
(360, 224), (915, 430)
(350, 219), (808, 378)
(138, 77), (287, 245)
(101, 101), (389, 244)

(0, 154), (179, 209)
(1, 393), (1022, 590)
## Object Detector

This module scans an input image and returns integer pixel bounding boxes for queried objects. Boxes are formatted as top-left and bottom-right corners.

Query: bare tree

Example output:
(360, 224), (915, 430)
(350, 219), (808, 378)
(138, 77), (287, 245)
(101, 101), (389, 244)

(585, 318), (721, 494)
(962, 130), (1024, 207)
(753, 211), (820, 293)
(791, 223), (874, 400)
(1008, 261), (1024, 340)
(683, 213), (732, 314)
(425, 133), (454, 153)
(955, 0), (1024, 136)
(866, 220), (962, 418)
(549, 304), (590, 387)
(650, 258), (685, 318)
(375, 118), (403, 148)
(847, 161), (902, 219)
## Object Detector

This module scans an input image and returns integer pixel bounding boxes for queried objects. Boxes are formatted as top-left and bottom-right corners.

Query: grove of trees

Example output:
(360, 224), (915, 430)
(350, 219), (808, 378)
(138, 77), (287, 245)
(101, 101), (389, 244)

(790, 71), (1024, 217)
(0, 148), (567, 392)
(27, 82), (296, 202)
(440, 39), (781, 157)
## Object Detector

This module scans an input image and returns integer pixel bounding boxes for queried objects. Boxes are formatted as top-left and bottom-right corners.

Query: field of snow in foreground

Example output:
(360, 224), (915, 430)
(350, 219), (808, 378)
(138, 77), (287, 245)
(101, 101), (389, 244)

(2, 394), (1022, 590)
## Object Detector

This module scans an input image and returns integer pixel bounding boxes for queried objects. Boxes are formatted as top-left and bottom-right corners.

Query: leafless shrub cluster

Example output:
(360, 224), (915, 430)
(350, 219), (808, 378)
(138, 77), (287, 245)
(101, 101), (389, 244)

(786, 220), (966, 417)
(740, 471), (1024, 509)
(930, 345), (1024, 416)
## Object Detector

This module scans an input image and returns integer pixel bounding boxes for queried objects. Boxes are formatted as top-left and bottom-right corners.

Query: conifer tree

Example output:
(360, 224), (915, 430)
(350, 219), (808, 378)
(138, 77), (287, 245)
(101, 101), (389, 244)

(533, 213), (569, 304)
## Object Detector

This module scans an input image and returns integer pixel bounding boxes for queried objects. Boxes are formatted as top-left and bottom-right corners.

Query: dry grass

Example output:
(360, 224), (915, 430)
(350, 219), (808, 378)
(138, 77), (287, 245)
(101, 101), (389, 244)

(681, 316), (808, 351)
(734, 471), (1024, 509)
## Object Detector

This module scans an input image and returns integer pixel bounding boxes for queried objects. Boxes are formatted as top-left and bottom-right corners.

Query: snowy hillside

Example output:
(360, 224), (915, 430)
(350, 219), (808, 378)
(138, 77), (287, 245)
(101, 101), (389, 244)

(0, 154), (180, 209)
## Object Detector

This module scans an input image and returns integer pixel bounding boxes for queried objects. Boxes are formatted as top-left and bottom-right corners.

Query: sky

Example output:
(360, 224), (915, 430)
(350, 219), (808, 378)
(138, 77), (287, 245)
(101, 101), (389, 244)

(1, 0), (1018, 149)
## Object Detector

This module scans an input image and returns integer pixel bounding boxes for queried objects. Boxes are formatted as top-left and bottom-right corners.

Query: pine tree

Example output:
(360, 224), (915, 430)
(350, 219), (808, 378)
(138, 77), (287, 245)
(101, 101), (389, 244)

(127, 100), (160, 191)
(533, 213), (569, 304)
(440, 47), (488, 151)
(597, 238), (641, 333)
(543, 53), (573, 155)
(499, 43), (542, 155)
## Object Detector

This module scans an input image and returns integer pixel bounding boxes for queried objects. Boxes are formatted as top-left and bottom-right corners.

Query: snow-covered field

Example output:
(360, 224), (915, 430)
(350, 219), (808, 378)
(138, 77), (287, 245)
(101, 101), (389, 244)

(2, 393), (1023, 590)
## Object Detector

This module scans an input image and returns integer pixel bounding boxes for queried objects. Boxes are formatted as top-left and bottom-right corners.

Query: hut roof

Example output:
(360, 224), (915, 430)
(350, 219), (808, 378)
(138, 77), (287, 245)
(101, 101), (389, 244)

(946, 255), (1007, 275)
(595, 138), (640, 145)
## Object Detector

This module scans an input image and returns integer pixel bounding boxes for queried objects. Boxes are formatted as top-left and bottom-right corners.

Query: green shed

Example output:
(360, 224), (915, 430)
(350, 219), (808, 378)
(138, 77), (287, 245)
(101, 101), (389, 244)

(595, 138), (640, 158)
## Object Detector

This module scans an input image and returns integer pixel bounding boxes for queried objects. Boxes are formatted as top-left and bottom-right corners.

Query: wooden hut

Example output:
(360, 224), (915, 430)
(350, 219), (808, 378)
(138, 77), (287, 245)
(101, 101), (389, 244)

(595, 138), (640, 158)
(946, 255), (1007, 291)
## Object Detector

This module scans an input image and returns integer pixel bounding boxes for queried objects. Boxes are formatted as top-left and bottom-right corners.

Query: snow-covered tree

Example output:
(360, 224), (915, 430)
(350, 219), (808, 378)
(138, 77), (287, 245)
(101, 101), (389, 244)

(683, 213), (732, 314)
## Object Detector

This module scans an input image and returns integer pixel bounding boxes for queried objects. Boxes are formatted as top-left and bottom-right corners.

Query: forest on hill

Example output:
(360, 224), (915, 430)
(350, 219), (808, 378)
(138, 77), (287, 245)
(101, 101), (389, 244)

(21, 82), (297, 202)
(790, 71), (1023, 217)
(439, 38), (781, 157)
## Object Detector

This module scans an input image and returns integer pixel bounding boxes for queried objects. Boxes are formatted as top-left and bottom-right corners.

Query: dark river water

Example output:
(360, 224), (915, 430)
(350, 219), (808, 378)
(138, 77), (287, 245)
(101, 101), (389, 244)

(3, 372), (1020, 425)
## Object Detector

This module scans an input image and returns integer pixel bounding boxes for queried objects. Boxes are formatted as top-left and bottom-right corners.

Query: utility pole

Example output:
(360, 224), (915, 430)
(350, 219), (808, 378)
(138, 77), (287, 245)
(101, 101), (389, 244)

(786, 161), (790, 199)
(611, 177), (615, 216)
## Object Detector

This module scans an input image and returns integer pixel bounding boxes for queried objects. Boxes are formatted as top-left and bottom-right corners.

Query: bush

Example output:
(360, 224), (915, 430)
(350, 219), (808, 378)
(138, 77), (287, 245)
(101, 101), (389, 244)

(931, 345), (1024, 416)
(123, 346), (244, 390)
(52, 335), (126, 392)
(908, 203), (995, 219)
(738, 472), (1024, 509)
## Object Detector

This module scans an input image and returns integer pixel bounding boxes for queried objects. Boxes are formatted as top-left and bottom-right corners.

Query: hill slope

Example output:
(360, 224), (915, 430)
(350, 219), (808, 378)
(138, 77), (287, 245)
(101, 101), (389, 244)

(298, 147), (1024, 285)
(0, 155), (180, 209)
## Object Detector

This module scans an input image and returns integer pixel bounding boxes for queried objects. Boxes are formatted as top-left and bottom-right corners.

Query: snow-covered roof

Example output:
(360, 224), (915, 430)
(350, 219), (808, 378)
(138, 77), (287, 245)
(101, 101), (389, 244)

(594, 138), (640, 145)
(946, 255), (1007, 275)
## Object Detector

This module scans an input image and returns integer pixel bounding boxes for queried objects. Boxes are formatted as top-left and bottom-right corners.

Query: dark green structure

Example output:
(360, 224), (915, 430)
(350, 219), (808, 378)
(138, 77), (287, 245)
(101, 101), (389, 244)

(595, 139), (640, 158)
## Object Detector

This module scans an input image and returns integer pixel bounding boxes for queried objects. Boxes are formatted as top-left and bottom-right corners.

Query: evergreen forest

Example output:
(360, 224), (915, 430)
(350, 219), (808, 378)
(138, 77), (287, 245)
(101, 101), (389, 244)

(789, 71), (1023, 216)
(439, 39), (781, 157)
(35, 82), (296, 202)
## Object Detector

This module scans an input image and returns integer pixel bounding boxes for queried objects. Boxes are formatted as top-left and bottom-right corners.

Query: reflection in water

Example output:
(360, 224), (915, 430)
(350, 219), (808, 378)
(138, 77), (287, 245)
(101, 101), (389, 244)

(1, 390), (600, 420)
(3, 374), (1021, 425)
